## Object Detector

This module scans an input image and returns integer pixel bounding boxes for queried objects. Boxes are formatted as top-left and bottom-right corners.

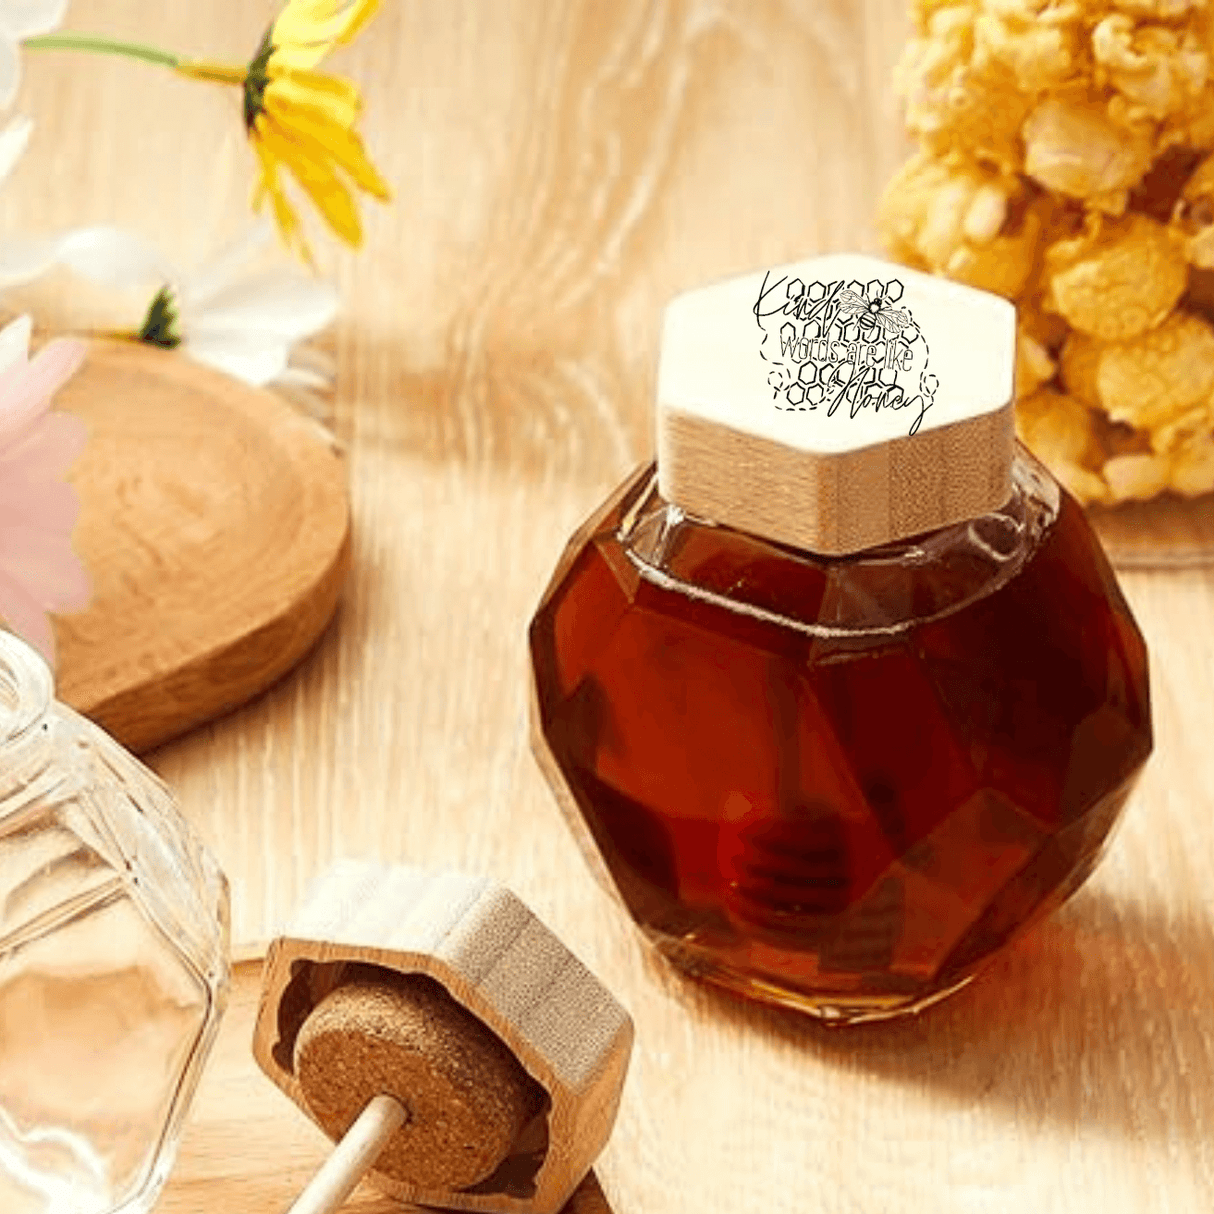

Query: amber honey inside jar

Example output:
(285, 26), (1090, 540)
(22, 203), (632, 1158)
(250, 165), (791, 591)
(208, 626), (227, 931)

(529, 253), (1153, 1023)
(530, 448), (1150, 1022)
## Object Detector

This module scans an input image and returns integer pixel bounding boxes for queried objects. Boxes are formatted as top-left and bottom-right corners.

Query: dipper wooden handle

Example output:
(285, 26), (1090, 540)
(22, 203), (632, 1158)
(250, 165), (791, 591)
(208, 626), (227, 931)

(284, 978), (541, 1212)
(286, 1094), (406, 1214)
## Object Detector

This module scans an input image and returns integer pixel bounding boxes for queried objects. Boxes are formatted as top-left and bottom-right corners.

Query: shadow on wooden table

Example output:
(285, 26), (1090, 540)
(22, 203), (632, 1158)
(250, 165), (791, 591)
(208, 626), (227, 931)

(646, 887), (1214, 1144)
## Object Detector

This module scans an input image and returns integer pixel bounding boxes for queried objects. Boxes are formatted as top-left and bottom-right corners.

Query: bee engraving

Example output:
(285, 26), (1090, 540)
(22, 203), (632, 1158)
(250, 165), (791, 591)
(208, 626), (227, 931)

(833, 289), (911, 336)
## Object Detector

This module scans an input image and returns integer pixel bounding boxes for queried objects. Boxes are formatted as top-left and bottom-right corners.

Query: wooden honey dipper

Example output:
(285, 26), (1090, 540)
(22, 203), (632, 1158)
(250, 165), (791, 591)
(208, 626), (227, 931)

(254, 861), (634, 1214)
(286, 975), (543, 1211)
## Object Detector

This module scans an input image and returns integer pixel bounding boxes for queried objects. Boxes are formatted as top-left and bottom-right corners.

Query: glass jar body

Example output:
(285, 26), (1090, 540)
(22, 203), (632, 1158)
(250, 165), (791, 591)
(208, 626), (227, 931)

(529, 449), (1152, 1022)
(0, 634), (229, 1213)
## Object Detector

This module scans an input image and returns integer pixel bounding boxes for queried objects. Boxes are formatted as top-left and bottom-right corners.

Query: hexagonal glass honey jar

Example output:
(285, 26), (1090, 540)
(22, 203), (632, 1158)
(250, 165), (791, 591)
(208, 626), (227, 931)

(529, 253), (1152, 1024)
(0, 630), (229, 1213)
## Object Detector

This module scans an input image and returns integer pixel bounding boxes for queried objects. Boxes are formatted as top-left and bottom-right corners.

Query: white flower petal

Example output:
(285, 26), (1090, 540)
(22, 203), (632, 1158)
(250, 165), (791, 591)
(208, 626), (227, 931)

(0, 315), (32, 373)
(184, 272), (339, 341)
(2, 0), (69, 39)
(274, 364), (332, 391)
(0, 114), (32, 186)
(53, 226), (176, 288)
(181, 220), (275, 308)
(0, 223), (172, 291)
(184, 332), (290, 387)
(0, 37), (20, 111)
(0, 234), (60, 287)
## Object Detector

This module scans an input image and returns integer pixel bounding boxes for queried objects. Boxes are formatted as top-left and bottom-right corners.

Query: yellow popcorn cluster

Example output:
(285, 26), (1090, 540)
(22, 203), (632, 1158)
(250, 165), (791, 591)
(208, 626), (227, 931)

(879, 0), (1214, 505)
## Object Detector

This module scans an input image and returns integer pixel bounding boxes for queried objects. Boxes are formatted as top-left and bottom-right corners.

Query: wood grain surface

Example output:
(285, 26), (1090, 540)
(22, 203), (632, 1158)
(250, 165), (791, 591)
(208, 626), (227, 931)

(3, 2), (1214, 1212)
(53, 340), (349, 752)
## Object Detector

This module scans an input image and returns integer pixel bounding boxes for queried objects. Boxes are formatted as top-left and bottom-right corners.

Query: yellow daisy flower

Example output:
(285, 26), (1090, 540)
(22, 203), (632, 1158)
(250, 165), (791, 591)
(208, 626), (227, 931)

(177, 0), (391, 260)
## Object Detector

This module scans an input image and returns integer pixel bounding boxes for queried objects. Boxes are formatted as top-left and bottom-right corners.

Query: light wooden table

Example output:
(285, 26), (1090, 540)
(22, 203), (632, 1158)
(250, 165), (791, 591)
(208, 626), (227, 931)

(6, 2), (1214, 1211)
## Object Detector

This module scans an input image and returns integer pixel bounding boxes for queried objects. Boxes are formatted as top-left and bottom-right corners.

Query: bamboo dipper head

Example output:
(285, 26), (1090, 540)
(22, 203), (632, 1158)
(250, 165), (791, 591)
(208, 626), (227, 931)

(254, 861), (634, 1214)
(293, 976), (540, 1190)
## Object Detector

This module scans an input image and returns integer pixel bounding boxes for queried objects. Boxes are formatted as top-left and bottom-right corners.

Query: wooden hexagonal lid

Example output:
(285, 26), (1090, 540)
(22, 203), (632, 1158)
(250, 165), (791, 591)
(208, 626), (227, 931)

(253, 861), (633, 1214)
(656, 253), (1017, 555)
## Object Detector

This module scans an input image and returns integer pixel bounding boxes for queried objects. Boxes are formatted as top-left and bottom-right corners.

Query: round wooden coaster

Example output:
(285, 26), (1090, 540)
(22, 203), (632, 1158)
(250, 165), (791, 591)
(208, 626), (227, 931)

(52, 339), (350, 753)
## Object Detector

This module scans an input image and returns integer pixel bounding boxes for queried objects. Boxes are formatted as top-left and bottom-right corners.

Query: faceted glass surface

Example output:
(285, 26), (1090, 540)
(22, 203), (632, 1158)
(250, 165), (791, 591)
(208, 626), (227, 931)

(0, 634), (229, 1213)
(529, 450), (1152, 1022)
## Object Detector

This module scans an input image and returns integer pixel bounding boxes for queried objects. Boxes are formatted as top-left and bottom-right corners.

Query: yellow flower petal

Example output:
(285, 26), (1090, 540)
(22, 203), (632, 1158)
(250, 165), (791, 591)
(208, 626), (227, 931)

(266, 64), (362, 128)
(255, 113), (363, 247)
(264, 90), (391, 200)
(332, 0), (380, 46)
(174, 0), (387, 263)
(272, 0), (381, 68)
(252, 136), (315, 267)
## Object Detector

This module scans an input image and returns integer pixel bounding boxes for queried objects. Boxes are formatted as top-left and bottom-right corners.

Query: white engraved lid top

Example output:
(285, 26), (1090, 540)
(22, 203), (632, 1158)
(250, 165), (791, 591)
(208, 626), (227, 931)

(655, 252), (1018, 556)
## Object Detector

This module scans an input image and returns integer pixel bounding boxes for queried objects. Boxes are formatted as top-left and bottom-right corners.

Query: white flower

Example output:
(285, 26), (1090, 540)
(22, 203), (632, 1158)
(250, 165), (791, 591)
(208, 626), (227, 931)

(0, 0), (67, 108)
(0, 109), (30, 190)
(0, 220), (339, 390)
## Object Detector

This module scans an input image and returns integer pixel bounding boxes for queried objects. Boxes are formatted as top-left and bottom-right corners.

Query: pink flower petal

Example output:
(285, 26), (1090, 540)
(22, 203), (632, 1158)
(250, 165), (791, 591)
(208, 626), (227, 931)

(0, 315), (32, 379)
(0, 339), (86, 446)
(0, 572), (56, 665)
(0, 524), (90, 609)
(0, 411), (87, 482)
(0, 338), (91, 668)
(0, 477), (79, 535)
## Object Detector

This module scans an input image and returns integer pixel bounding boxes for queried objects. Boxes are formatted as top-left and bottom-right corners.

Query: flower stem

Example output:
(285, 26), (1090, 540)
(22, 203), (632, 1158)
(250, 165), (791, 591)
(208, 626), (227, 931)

(23, 32), (180, 69)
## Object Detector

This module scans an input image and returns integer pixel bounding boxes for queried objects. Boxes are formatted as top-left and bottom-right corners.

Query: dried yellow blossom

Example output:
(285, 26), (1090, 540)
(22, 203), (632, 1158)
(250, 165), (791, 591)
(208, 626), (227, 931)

(1020, 297), (1073, 352)
(1016, 386), (1103, 466)
(885, 0), (1214, 505)
(1022, 96), (1154, 212)
(1059, 330), (1105, 406)
(1170, 432), (1214, 495)
(897, 6), (1031, 168)
(1173, 151), (1214, 265)
(1016, 328), (1057, 396)
(1161, 83), (1214, 148)
(1016, 301), (1072, 401)
(878, 153), (1041, 298)
(1184, 265), (1214, 317)
(1150, 399), (1214, 450)
(1015, 387), (1111, 502)
(976, 0), (1086, 95)
(1093, 16), (1208, 123)
(1064, 312), (1214, 430)
(1111, 0), (1207, 17)
(910, 0), (970, 26)
(1127, 145), (1205, 222)
(1103, 451), (1173, 499)
(1044, 212), (1188, 339)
